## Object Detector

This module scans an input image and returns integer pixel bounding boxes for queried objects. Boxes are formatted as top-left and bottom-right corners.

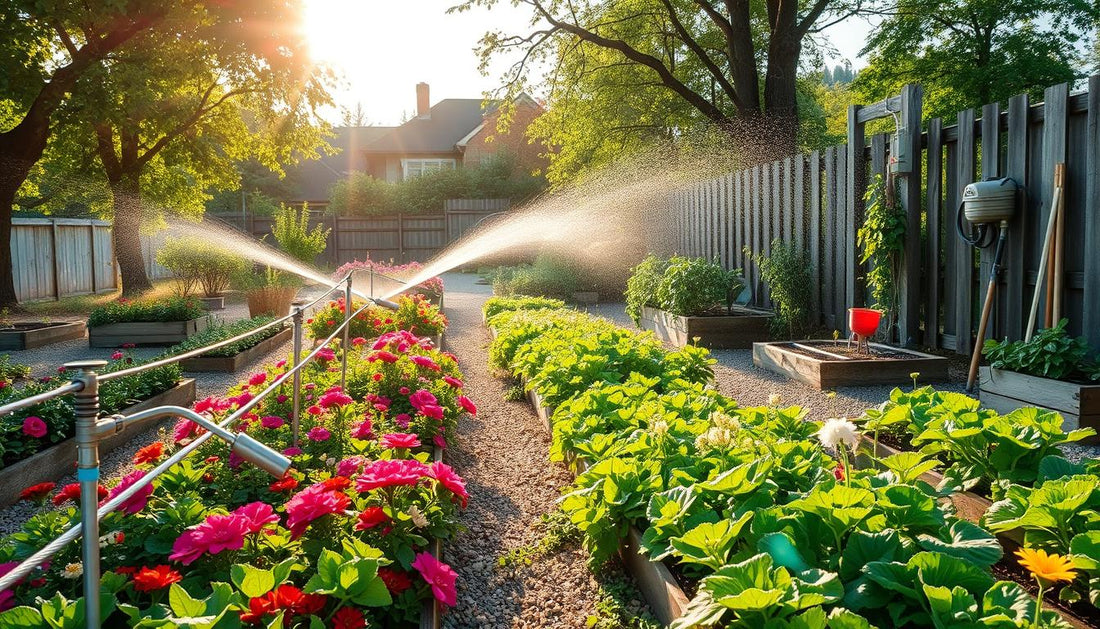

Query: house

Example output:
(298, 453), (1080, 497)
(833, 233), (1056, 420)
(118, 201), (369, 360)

(285, 83), (546, 208)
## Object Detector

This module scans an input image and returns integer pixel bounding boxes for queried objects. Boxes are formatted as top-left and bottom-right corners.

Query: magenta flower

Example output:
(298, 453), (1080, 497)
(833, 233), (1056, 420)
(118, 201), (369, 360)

(248, 372), (267, 387)
(336, 456), (365, 477)
(193, 397), (230, 414)
(307, 426), (331, 442)
(111, 351), (124, 360)
(173, 419), (199, 444)
(434, 434), (447, 449)
(169, 514), (252, 565)
(371, 350), (399, 364)
(277, 394), (288, 403)
(316, 348), (336, 362)
(457, 395), (478, 416)
(261, 416), (284, 429)
(319, 391), (353, 408)
(381, 433), (421, 450)
(108, 470), (154, 515)
(307, 405), (323, 416)
(427, 461), (468, 507)
(409, 389), (438, 411)
(351, 337), (366, 346)
(394, 413), (411, 429)
(351, 420), (374, 440)
(233, 502), (279, 534)
(285, 483), (351, 539)
(21, 416), (47, 438)
(410, 355), (441, 372)
(356, 459), (429, 492)
(411, 552), (457, 607)
(283, 446), (303, 456)
(443, 376), (464, 389)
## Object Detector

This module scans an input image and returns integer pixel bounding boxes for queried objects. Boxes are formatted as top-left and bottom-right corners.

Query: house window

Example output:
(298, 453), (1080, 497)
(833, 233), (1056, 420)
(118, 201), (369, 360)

(402, 158), (455, 180)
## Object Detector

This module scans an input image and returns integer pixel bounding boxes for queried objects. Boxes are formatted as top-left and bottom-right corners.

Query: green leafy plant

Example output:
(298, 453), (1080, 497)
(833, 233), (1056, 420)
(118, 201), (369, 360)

(271, 202), (330, 264)
(857, 173), (905, 333)
(0, 355), (30, 385)
(983, 320), (1100, 381)
(746, 241), (813, 339)
(624, 255), (670, 324)
(655, 257), (743, 318)
(497, 509), (580, 567)
(491, 253), (581, 299)
(155, 236), (246, 297)
(162, 316), (282, 358)
(87, 296), (207, 328)
(482, 295), (565, 321)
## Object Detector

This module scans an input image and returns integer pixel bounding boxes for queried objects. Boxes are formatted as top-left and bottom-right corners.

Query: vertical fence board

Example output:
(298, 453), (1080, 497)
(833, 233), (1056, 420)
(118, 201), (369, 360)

(1004, 94), (1030, 342)
(752, 166), (763, 305)
(926, 119), (944, 348)
(1084, 77), (1100, 348)
(823, 147), (837, 330)
(837, 145), (850, 329)
(810, 150), (822, 324)
(1040, 83), (1068, 331)
(954, 109), (977, 355)
(793, 154), (805, 254)
(898, 83), (924, 346)
(783, 157), (794, 243)
(980, 102), (1002, 337)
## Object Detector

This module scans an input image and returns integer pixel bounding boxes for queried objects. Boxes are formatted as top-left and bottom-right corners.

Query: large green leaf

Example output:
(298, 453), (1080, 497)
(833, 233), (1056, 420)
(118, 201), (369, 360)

(981, 581), (1033, 624)
(876, 485), (943, 533)
(909, 551), (994, 595)
(1069, 531), (1100, 571)
(788, 485), (875, 540)
(841, 529), (905, 582)
(878, 451), (939, 484)
(917, 520), (1003, 567)
(230, 564), (275, 599)
(670, 513), (752, 571)
(168, 584), (206, 619)
(0, 608), (45, 629)
(701, 459), (774, 495)
(922, 584), (977, 627)
(826, 608), (875, 629)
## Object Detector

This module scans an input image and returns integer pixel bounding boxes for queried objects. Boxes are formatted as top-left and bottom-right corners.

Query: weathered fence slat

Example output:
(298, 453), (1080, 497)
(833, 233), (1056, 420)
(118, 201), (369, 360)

(954, 108), (977, 356)
(1004, 94), (1029, 342)
(925, 118), (944, 348)
(1084, 77), (1100, 348)
(809, 150), (822, 323)
(980, 102), (1002, 337)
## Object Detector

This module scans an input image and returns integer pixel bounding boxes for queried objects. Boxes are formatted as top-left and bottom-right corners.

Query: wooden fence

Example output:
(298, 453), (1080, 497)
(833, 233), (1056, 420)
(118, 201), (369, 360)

(10, 218), (118, 302)
(665, 76), (1100, 354)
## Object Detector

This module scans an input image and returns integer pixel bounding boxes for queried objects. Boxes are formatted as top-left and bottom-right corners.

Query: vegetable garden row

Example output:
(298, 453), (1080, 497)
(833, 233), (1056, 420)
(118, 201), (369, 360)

(483, 295), (1100, 628)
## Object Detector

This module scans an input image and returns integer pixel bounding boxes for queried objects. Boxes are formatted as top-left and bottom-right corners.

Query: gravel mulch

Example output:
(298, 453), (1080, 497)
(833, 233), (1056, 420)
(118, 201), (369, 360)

(439, 273), (651, 629)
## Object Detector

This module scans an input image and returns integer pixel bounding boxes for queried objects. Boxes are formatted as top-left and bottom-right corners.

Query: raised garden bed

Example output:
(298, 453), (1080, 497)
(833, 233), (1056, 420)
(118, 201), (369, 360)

(179, 327), (292, 373)
(0, 321), (86, 350)
(198, 295), (225, 310)
(640, 305), (772, 349)
(979, 366), (1100, 437)
(0, 378), (196, 507)
(752, 340), (949, 389)
(488, 323), (690, 626)
(89, 317), (210, 348)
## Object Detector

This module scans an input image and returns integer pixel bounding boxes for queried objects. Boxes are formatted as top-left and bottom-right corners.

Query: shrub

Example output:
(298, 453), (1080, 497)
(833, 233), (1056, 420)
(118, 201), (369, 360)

(271, 202), (329, 264)
(0, 355), (30, 387)
(747, 240), (812, 338)
(156, 236), (246, 297)
(982, 319), (1100, 381)
(87, 296), (207, 328)
(482, 295), (565, 320)
(492, 254), (580, 299)
(306, 295), (447, 340)
(163, 316), (283, 358)
(333, 259), (444, 304)
(655, 257), (743, 318)
(624, 255), (670, 323)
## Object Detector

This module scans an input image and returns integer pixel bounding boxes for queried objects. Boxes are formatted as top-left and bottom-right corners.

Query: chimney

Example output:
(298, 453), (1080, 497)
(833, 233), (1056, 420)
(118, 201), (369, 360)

(416, 83), (430, 119)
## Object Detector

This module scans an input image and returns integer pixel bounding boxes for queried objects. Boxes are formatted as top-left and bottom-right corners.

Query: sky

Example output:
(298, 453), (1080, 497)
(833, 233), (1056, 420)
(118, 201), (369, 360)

(303, 0), (876, 127)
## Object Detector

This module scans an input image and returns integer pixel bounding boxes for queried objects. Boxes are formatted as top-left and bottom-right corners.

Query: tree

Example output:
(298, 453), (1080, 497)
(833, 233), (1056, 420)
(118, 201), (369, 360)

(63, 2), (332, 293)
(341, 102), (371, 127)
(454, 0), (863, 165)
(0, 1), (168, 308)
(855, 0), (1096, 119)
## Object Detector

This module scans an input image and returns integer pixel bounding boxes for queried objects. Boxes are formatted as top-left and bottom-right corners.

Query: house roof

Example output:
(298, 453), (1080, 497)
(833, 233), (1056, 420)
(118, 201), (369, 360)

(289, 126), (393, 202)
(364, 99), (498, 154)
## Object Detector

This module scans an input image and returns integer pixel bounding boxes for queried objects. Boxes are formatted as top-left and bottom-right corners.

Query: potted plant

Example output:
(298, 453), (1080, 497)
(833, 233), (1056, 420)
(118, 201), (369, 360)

(234, 267), (301, 318)
(627, 254), (768, 349)
(87, 296), (210, 347)
(155, 236), (246, 310)
(980, 319), (1100, 434)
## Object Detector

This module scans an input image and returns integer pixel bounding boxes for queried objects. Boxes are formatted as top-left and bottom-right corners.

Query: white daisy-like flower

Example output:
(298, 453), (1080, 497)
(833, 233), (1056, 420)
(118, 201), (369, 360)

(61, 562), (83, 579)
(816, 417), (860, 451)
(408, 505), (429, 528)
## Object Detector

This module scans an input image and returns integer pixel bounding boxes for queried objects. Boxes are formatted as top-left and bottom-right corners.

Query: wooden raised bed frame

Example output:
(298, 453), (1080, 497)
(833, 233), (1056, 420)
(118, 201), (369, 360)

(0, 378), (196, 507)
(89, 317), (210, 348)
(979, 366), (1100, 437)
(487, 324), (691, 625)
(0, 321), (86, 350)
(640, 305), (772, 349)
(753, 340), (949, 389)
(180, 327), (292, 373)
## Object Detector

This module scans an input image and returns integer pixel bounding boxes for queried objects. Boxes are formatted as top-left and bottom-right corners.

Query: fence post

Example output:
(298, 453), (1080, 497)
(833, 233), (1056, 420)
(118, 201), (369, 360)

(846, 105), (866, 335)
(290, 300), (305, 445)
(897, 84), (924, 346)
(342, 276), (352, 391)
(67, 359), (108, 629)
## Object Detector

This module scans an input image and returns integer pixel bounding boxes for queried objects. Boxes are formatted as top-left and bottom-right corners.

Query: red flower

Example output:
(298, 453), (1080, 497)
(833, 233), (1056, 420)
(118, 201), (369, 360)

(834, 463), (846, 482)
(114, 566), (139, 575)
(355, 506), (389, 530)
(331, 607), (366, 629)
(52, 482), (107, 506)
(20, 482), (55, 503)
(372, 373), (382, 382)
(132, 442), (164, 465)
(319, 476), (353, 493)
(378, 567), (413, 595)
(132, 565), (182, 592)
(21, 416), (47, 438)
(240, 585), (327, 623)
(269, 474), (299, 493)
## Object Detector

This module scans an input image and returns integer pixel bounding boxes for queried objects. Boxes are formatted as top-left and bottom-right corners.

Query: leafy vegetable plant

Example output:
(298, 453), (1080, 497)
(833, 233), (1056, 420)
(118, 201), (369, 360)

(983, 319), (1100, 381)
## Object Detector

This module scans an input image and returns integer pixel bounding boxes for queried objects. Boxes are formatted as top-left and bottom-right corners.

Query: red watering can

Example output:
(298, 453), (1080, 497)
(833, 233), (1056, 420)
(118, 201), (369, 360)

(847, 308), (882, 354)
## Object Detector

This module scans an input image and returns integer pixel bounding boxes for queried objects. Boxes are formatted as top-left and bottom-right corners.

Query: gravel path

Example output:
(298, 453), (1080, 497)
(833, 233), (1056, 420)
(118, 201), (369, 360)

(439, 273), (651, 629)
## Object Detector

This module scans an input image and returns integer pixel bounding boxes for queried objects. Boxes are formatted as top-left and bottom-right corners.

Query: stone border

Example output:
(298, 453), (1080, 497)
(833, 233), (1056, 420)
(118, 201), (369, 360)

(752, 340), (949, 389)
(0, 379), (197, 507)
(179, 328), (293, 373)
(0, 321), (86, 351)
(640, 305), (773, 349)
(89, 317), (211, 348)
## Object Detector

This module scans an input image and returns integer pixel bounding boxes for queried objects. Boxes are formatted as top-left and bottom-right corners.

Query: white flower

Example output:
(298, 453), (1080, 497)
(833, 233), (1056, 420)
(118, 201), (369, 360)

(768, 393), (783, 407)
(816, 417), (860, 451)
(61, 562), (83, 579)
(408, 505), (429, 528)
(651, 420), (669, 437)
(710, 412), (740, 432)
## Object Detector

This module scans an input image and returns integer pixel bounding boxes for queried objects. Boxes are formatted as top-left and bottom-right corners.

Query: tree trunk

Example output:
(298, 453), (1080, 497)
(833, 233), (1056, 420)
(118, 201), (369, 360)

(110, 173), (152, 295)
(0, 186), (17, 310)
(762, 9), (803, 161)
(0, 124), (45, 310)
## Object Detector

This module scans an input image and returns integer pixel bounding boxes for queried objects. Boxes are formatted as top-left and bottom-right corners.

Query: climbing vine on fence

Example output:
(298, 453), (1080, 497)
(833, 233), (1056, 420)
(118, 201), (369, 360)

(858, 172), (905, 334)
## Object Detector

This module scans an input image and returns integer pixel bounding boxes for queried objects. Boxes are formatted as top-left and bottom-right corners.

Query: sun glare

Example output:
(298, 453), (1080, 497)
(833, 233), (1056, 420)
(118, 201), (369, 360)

(302, 0), (375, 68)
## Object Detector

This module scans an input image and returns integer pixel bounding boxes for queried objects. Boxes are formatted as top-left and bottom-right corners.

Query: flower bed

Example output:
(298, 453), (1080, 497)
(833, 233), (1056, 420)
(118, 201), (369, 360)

(335, 259), (444, 306)
(88, 296), (211, 347)
(488, 302), (1094, 628)
(0, 327), (473, 627)
(0, 321), (86, 350)
(170, 317), (292, 373)
(481, 295), (565, 323)
(307, 295), (446, 347)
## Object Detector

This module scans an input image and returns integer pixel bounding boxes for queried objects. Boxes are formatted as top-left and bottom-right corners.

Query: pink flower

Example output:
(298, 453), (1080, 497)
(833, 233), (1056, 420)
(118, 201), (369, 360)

(427, 462), (468, 507)
(277, 394), (288, 403)
(336, 456), (365, 477)
(434, 434), (447, 449)
(230, 391), (254, 408)
(307, 426), (331, 442)
(233, 502), (279, 534)
(111, 351), (124, 360)
(172, 419), (200, 444)
(261, 416), (284, 429)
(305, 383), (316, 391)
(248, 372), (267, 387)
(443, 376), (464, 389)
(108, 470), (154, 515)
(284, 483), (351, 539)
(283, 446), (303, 456)
(317, 348), (336, 362)
(410, 355), (441, 372)
(356, 459), (428, 492)
(399, 386), (410, 395)
(307, 405), (323, 416)
(411, 552), (457, 607)
(371, 351), (399, 364)
(381, 433), (420, 450)
(319, 391), (353, 408)
(169, 514), (252, 565)
(351, 337), (366, 346)
(193, 397), (231, 414)
(351, 420), (374, 440)
(457, 395), (478, 416)
(21, 416), (47, 438)
(409, 389), (438, 411)
(276, 360), (287, 369)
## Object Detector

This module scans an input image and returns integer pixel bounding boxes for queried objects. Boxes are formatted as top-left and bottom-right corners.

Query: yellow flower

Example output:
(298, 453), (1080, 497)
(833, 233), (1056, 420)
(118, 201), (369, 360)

(1016, 548), (1076, 584)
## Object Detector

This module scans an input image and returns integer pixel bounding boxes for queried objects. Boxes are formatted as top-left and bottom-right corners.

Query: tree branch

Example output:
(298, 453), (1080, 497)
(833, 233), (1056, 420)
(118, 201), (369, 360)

(658, 0), (743, 109)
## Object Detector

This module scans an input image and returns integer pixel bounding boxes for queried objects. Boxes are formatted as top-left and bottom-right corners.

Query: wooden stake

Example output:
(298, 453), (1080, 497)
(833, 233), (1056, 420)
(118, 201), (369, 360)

(1026, 163), (1065, 341)
(1053, 166), (1066, 323)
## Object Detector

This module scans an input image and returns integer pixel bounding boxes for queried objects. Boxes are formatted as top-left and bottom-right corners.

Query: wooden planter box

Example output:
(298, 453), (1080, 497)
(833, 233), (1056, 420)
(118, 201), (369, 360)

(490, 322), (691, 625)
(198, 296), (225, 310)
(752, 340), (949, 389)
(89, 317), (210, 348)
(179, 327), (292, 373)
(0, 379), (196, 507)
(979, 367), (1100, 436)
(0, 321), (86, 350)
(640, 305), (772, 349)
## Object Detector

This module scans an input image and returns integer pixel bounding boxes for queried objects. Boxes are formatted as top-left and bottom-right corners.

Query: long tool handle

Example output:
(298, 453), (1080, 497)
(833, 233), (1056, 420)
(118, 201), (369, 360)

(1026, 164), (1065, 341)
(967, 223), (1007, 392)
(1053, 168), (1066, 323)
